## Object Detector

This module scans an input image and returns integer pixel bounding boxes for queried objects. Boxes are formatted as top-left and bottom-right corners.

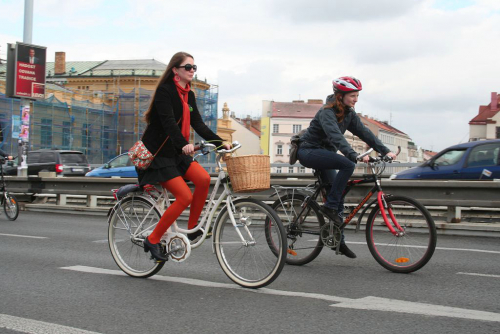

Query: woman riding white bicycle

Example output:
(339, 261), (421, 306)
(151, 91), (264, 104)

(297, 76), (397, 259)
(138, 51), (230, 262)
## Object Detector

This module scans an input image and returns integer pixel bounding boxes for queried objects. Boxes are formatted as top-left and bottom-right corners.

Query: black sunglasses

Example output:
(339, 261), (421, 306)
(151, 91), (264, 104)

(177, 64), (197, 72)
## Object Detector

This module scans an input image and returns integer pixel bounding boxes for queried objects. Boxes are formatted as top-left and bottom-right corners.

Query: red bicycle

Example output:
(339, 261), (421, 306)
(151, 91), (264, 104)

(270, 148), (437, 273)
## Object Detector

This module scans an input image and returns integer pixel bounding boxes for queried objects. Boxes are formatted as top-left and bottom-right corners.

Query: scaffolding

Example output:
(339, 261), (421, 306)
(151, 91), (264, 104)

(0, 80), (219, 166)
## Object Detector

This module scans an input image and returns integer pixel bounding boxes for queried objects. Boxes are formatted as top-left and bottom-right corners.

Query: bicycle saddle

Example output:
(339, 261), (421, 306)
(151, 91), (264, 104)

(116, 184), (142, 198)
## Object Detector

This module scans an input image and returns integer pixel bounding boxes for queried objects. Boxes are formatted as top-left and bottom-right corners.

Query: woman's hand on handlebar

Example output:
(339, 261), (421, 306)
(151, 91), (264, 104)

(182, 144), (195, 155)
(385, 152), (397, 161)
(222, 142), (231, 150)
(360, 155), (371, 163)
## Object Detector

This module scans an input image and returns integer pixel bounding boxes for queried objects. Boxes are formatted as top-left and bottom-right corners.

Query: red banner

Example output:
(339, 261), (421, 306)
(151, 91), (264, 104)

(14, 43), (46, 99)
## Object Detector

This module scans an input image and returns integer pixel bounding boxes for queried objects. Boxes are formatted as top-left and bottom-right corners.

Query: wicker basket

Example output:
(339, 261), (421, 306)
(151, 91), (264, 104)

(225, 155), (270, 193)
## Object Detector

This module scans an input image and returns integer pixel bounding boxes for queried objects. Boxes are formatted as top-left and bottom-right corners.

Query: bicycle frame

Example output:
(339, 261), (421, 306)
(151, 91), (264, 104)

(275, 160), (405, 237)
(112, 142), (255, 250)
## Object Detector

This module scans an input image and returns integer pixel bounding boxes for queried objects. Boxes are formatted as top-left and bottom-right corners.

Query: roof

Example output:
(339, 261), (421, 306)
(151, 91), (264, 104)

(469, 106), (499, 124)
(271, 101), (322, 118)
(360, 116), (408, 136)
(47, 59), (167, 77)
(444, 139), (500, 150)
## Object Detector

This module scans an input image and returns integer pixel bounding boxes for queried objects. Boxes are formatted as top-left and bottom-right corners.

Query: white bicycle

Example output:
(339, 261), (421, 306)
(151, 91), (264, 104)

(107, 141), (287, 288)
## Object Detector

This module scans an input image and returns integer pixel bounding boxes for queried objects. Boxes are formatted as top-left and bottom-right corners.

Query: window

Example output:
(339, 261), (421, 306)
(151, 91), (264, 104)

(288, 145), (292, 155)
(292, 124), (302, 134)
(273, 124), (279, 133)
(109, 154), (130, 168)
(276, 144), (283, 155)
(276, 167), (282, 174)
(466, 143), (500, 167)
(82, 123), (91, 152)
(41, 118), (52, 147)
(40, 152), (56, 163)
(62, 121), (71, 149)
(434, 149), (466, 166)
(299, 167), (305, 173)
(496, 127), (500, 139)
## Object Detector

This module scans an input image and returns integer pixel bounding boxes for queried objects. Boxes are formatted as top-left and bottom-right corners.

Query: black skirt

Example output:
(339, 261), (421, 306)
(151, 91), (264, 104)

(137, 154), (193, 186)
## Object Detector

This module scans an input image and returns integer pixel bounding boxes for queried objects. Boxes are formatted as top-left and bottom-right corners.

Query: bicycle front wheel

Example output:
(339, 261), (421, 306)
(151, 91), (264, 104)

(4, 193), (19, 221)
(108, 196), (164, 278)
(214, 198), (286, 288)
(270, 194), (324, 265)
(366, 195), (437, 273)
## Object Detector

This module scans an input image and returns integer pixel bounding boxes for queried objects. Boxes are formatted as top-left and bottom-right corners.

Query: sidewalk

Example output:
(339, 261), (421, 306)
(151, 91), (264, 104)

(21, 202), (500, 238)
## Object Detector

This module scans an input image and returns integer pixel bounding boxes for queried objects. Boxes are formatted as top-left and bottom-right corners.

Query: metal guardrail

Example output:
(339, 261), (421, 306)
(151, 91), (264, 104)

(5, 173), (500, 223)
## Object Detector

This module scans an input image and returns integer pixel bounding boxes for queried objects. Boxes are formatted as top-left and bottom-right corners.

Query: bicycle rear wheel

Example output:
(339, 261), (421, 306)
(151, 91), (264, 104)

(108, 196), (164, 278)
(270, 194), (324, 265)
(214, 198), (286, 288)
(366, 195), (437, 273)
(4, 193), (19, 221)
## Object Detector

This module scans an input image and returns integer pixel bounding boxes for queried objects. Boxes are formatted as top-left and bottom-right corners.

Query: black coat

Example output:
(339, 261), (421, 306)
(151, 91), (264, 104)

(141, 79), (223, 158)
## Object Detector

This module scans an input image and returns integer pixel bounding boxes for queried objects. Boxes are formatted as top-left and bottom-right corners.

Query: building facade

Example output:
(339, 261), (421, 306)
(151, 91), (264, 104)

(469, 92), (500, 141)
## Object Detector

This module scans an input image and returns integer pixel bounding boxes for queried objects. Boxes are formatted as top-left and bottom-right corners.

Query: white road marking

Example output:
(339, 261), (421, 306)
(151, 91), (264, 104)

(0, 233), (47, 239)
(0, 313), (103, 334)
(330, 296), (500, 322)
(457, 272), (500, 278)
(346, 241), (500, 254)
(62, 265), (500, 323)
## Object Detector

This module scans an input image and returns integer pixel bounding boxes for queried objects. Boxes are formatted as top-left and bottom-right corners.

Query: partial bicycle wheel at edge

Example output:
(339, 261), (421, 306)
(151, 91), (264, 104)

(108, 196), (164, 278)
(4, 194), (19, 221)
(214, 198), (287, 288)
(365, 195), (437, 273)
(270, 194), (324, 265)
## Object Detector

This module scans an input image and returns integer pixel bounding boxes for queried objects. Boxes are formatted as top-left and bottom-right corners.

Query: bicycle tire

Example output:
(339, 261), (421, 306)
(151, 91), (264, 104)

(108, 196), (165, 278)
(3, 193), (19, 221)
(214, 198), (287, 288)
(270, 194), (324, 265)
(365, 195), (437, 273)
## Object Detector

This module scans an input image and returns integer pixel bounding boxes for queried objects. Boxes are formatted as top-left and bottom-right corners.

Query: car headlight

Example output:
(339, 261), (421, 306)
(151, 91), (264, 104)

(389, 174), (397, 180)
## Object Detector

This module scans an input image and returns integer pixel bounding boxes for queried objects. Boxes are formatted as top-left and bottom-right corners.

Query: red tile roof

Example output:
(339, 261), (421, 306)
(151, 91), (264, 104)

(361, 116), (408, 136)
(469, 105), (499, 124)
(271, 101), (322, 118)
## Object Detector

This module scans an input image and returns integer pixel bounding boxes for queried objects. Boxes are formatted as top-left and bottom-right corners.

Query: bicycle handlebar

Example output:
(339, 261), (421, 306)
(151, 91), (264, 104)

(356, 146), (401, 163)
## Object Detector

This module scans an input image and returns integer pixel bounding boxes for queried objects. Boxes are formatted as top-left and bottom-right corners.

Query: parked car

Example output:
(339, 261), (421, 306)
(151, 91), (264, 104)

(4, 149), (90, 176)
(86, 153), (137, 178)
(390, 139), (500, 180)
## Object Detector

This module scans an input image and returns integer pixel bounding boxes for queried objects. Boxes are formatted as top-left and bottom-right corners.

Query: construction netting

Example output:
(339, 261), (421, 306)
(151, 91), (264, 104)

(0, 82), (218, 166)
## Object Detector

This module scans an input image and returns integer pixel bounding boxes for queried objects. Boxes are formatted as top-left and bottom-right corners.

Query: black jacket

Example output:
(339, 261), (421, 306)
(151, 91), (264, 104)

(141, 79), (223, 158)
(300, 94), (390, 162)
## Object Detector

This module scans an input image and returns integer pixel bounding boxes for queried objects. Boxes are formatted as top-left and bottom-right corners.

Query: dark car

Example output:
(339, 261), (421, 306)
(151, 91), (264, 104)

(85, 153), (137, 178)
(390, 139), (500, 180)
(4, 150), (90, 176)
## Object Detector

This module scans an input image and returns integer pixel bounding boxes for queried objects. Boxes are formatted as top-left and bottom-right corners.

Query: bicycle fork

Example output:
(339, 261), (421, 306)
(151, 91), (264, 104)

(377, 192), (405, 236)
(225, 198), (256, 247)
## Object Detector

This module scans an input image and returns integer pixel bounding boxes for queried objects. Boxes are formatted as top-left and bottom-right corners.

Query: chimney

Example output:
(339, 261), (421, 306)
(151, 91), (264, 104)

(491, 92), (498, 111)
(307, 99), (323, 104)
(55, 52), (66, 75)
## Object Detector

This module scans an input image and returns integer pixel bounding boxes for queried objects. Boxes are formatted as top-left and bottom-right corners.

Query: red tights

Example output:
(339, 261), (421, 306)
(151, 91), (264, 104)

(148, 162), (210, 244)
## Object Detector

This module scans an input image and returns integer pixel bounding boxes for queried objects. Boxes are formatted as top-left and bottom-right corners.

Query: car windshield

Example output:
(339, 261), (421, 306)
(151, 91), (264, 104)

(433, 149), (466, 166)
(60, 153), (87, 164)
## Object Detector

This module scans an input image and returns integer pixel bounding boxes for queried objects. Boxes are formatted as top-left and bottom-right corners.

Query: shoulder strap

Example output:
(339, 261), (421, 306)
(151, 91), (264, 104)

(152, 116), (183, 158)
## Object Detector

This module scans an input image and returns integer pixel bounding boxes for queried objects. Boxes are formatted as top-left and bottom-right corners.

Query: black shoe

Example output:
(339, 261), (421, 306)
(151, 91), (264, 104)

(187, 229), (204, 242)
(143, 237), (168, 262)
(320, 206), (342, 226)
(338, 243), (357, 259)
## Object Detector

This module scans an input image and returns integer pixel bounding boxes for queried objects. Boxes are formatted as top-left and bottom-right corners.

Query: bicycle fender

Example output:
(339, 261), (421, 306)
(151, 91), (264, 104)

(355, 198), (379, 233)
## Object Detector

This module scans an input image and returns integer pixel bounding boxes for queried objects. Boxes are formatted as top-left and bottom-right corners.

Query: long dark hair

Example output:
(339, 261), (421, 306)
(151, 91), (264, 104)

(324, 92), (347, 123)
(143, 51), (193, 124)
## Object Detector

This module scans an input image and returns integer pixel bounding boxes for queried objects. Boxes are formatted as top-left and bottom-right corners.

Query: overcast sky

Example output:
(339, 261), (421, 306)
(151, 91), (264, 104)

(1, 0), (499, 151)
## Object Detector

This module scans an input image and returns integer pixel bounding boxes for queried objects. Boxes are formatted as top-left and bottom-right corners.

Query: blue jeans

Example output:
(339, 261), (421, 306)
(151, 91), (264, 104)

(297, 147), (355, 213)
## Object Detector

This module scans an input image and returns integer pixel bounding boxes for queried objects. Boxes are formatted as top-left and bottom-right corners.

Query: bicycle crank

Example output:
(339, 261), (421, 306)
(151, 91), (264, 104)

(162, 232), (192, 263)
(320, 223), (342, 249)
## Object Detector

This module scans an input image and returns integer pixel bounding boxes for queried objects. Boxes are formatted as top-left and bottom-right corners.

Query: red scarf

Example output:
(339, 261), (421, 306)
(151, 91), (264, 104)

(174, 80), (191, 141)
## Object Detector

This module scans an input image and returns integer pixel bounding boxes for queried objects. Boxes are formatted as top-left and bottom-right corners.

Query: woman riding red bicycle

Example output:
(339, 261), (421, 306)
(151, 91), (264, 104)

(297, 76), (397, 259)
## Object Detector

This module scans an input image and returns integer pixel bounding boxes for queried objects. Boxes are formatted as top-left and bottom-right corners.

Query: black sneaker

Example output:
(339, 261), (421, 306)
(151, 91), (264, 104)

(320, 206), (342, 226)
(143, 237), (168, 262)
(187, 229), (204, 242)
(338, 243), (357, 259)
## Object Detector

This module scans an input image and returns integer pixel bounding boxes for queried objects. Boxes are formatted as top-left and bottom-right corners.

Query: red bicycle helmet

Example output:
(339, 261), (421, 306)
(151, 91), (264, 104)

(332, 76), (362, 93)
